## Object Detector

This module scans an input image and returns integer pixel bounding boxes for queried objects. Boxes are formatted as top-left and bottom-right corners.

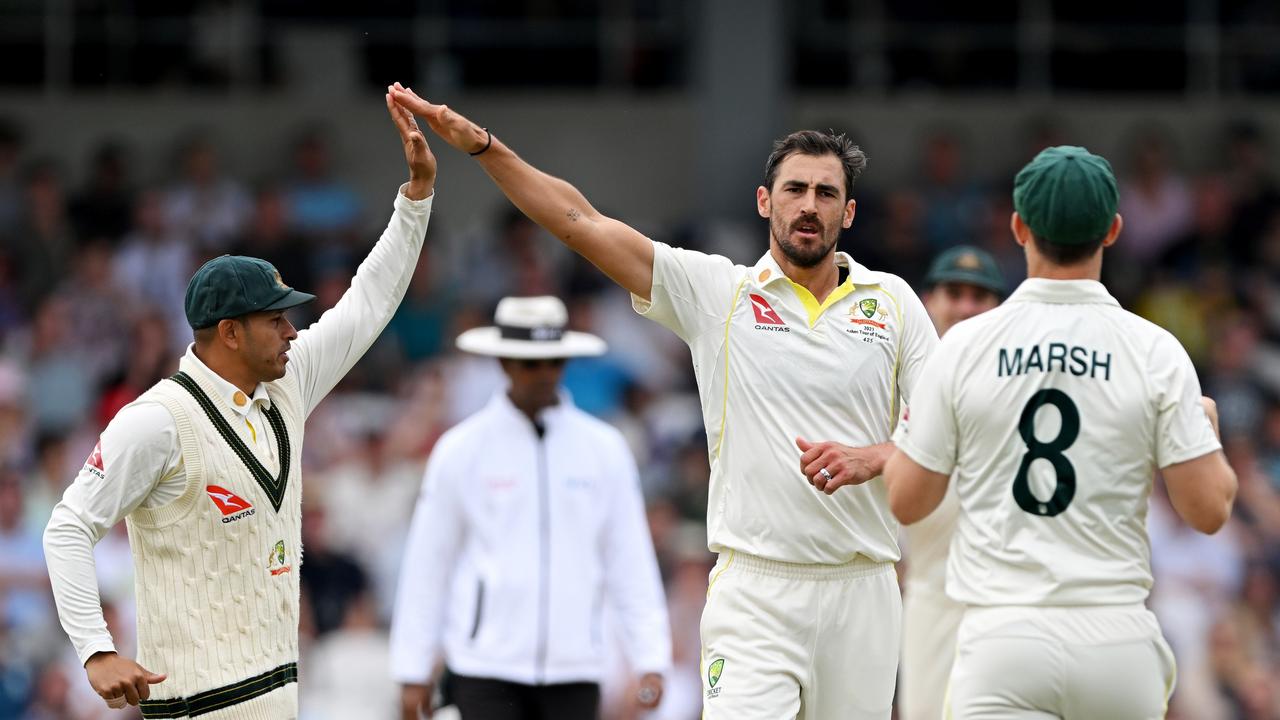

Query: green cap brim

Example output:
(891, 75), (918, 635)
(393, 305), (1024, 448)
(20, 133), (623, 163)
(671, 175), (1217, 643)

(927, 269), (1005, 296)
(260, 289), (317, 313)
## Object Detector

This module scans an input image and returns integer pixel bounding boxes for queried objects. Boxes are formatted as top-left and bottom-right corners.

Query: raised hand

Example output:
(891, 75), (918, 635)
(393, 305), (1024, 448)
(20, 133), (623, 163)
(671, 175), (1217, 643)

(385, 84), (436, 200)
(85, 651), (166, 708)
(389, 84), (490, 155)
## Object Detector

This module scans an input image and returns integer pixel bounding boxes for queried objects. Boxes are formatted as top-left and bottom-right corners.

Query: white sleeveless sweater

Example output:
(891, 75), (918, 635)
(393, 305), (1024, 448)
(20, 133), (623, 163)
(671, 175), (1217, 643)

(126, 360), (305, 719)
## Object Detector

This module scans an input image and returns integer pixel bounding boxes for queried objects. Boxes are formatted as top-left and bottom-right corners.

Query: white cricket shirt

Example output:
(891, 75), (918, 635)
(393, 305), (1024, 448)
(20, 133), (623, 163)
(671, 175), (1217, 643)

(44, 188), (434, 664)
(634, 242), (937, 565)
(895, 278), (1221, 606)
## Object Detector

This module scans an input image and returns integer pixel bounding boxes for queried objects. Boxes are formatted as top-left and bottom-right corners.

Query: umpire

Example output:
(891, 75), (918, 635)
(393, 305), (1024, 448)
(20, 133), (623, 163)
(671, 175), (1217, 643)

(391, 296), (671, 720)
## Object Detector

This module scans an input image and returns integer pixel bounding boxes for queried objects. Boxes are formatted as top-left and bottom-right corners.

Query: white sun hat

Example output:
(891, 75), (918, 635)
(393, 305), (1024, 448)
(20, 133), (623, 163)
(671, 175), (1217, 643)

(455, 296), (607, 359)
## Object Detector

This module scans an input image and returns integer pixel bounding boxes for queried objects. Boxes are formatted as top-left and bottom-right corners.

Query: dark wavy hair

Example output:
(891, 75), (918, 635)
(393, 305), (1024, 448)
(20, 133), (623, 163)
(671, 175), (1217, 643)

(763, 130), (867, 200)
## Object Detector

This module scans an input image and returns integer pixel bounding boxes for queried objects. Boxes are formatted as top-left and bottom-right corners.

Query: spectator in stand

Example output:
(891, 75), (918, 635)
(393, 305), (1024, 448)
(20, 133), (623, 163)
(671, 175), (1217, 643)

(8, 161), (73, 314)
(385, 245), (455, 364)
(162, 132), (252, 252)
(1223, 121), (1279, 265)
(70, 141), (136, 246)
(301, 590), (399, 720)
(114, 190), (195, 351)
(1118, 125), (1193, 266)
(299, 502), (372, 638)
(230, 185), (316, 300)
(22, 431), (71, 535)
(284, 127), (362, 235)
(0, 472), (52, 638)
(918, 130), (988, 251)
(0, 119), (22, 238)
(18, 297), (93, 434)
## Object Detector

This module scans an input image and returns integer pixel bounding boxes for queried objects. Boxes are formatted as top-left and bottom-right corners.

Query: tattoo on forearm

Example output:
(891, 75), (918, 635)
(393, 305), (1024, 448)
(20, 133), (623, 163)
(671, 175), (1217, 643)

(567, 209), (582, 222)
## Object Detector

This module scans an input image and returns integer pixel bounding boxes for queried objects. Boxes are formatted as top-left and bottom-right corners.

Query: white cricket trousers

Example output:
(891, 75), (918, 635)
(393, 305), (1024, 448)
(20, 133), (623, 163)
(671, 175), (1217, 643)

(947, 604), (1176, 720)
(699, 550), (901, 720)
(899, 587), (964, 720)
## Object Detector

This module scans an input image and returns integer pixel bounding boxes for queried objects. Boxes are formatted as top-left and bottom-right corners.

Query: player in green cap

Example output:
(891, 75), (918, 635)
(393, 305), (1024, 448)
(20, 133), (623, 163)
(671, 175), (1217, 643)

(885, 146), (1238, 718)
(898, 245), (1004, 720)
(43, 91), (437, 717)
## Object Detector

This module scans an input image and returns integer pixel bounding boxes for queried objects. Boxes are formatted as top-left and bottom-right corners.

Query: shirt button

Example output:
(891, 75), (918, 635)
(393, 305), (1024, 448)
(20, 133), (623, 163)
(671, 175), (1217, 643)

(233, 391), (248, 407)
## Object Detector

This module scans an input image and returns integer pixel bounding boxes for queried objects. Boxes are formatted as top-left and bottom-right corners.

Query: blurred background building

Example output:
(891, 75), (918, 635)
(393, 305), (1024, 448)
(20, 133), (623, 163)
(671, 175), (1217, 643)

(1, 1), (1278, 718)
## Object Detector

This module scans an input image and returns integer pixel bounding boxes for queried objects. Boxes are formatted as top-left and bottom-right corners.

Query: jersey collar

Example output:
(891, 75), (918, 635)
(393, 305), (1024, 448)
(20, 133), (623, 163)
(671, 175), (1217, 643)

(749, 250), (880, 288)
(1005, 278), (1121, 307)
(181, 345), (273, 416)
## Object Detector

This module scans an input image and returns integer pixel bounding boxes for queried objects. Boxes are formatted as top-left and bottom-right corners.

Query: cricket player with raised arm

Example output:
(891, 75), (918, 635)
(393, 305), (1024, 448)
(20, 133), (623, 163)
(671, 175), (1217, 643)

(885, 146), (1238, 719)
(390, 83), (937, 720)
(42, 91), (437, 718)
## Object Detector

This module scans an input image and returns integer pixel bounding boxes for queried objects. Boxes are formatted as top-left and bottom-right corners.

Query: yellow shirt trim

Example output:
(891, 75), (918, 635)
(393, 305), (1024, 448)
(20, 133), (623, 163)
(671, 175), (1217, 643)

(712, 277), (750, 461)
(877, 286), (906, 430)
(785, 275), (857, 328)
(245, 419), (257, 444)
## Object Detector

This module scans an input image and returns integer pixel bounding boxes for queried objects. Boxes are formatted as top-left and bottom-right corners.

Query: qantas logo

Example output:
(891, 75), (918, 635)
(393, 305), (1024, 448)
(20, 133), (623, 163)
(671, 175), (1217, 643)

(748, 294), (789, 332)
(84, 441), (106, 479)
(207, 485), (255, 523)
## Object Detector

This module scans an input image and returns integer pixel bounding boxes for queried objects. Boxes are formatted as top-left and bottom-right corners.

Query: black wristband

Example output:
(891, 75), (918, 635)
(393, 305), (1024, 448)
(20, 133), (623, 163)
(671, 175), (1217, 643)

(469, 128), (492, 156)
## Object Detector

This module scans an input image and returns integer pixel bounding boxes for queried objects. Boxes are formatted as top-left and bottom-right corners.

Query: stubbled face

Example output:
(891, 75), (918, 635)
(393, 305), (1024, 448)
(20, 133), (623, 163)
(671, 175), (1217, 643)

(924, 282), (1001, 336)
(759, 153), (855, 269)
(237, 310), (298, 382)
(502, 358), (567, 414)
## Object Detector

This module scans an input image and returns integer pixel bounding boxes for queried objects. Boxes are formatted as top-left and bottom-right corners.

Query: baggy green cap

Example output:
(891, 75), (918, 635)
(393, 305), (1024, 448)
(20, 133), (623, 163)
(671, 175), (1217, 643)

(184, 255), (316, 330)
(925, 245), (1006, 296)
(1013, 146), (1119, 246)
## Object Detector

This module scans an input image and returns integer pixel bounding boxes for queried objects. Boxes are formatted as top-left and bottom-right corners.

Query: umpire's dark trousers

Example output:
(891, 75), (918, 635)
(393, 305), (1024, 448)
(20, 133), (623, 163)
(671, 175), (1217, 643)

(447, 672), (600, 720)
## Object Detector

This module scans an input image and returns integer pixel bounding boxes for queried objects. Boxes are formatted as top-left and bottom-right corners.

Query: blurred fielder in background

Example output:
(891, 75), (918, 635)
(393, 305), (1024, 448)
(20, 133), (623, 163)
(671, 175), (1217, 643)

(898, 246), (1004, 720)
(390, 295), (670, 720)
(41, 92), (435, 718)
(886, 146), (1239, 719)
(390, 83), (937, 720)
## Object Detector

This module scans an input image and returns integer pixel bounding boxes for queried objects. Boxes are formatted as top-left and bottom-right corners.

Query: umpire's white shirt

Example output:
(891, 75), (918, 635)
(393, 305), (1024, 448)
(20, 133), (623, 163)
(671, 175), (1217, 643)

(634, 243), (937, 565)
(895, 278), (1221, 607)
(389, 391), (671, 686)
(44, 187), (434, 665)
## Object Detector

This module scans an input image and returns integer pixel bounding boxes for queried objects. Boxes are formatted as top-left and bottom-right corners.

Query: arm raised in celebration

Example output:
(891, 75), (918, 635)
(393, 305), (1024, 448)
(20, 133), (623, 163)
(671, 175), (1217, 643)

(390, 84), (654, 300)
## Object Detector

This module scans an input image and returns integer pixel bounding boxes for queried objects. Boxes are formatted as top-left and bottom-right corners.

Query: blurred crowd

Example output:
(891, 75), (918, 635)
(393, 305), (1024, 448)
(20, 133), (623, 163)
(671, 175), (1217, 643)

(0, 112), (1278, 720)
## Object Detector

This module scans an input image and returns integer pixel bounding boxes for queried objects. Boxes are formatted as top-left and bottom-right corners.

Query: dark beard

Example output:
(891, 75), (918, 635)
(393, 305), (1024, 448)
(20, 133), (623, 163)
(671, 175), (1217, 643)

(771, 214), (837, 268)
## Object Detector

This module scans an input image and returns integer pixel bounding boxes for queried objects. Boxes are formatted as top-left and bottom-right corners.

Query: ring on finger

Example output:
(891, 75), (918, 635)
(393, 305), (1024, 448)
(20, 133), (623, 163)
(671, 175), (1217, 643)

(818, 467), (833, 482)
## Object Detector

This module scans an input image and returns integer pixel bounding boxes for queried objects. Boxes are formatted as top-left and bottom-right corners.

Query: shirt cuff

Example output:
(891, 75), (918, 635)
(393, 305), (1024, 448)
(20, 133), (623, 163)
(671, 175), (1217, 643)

(1157, 438), (1224, 470)
(78, 637), (118, 667)
(396, 184), (435, 212)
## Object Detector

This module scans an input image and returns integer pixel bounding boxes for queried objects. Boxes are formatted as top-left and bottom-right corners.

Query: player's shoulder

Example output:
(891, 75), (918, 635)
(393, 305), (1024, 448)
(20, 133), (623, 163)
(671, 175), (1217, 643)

(942, 304), (1010, 346)
(850, 263), (913, 295)
(100, 396), (179, 455)
(1110, 307), (1192, 364)
(652, 240), (746, 277)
